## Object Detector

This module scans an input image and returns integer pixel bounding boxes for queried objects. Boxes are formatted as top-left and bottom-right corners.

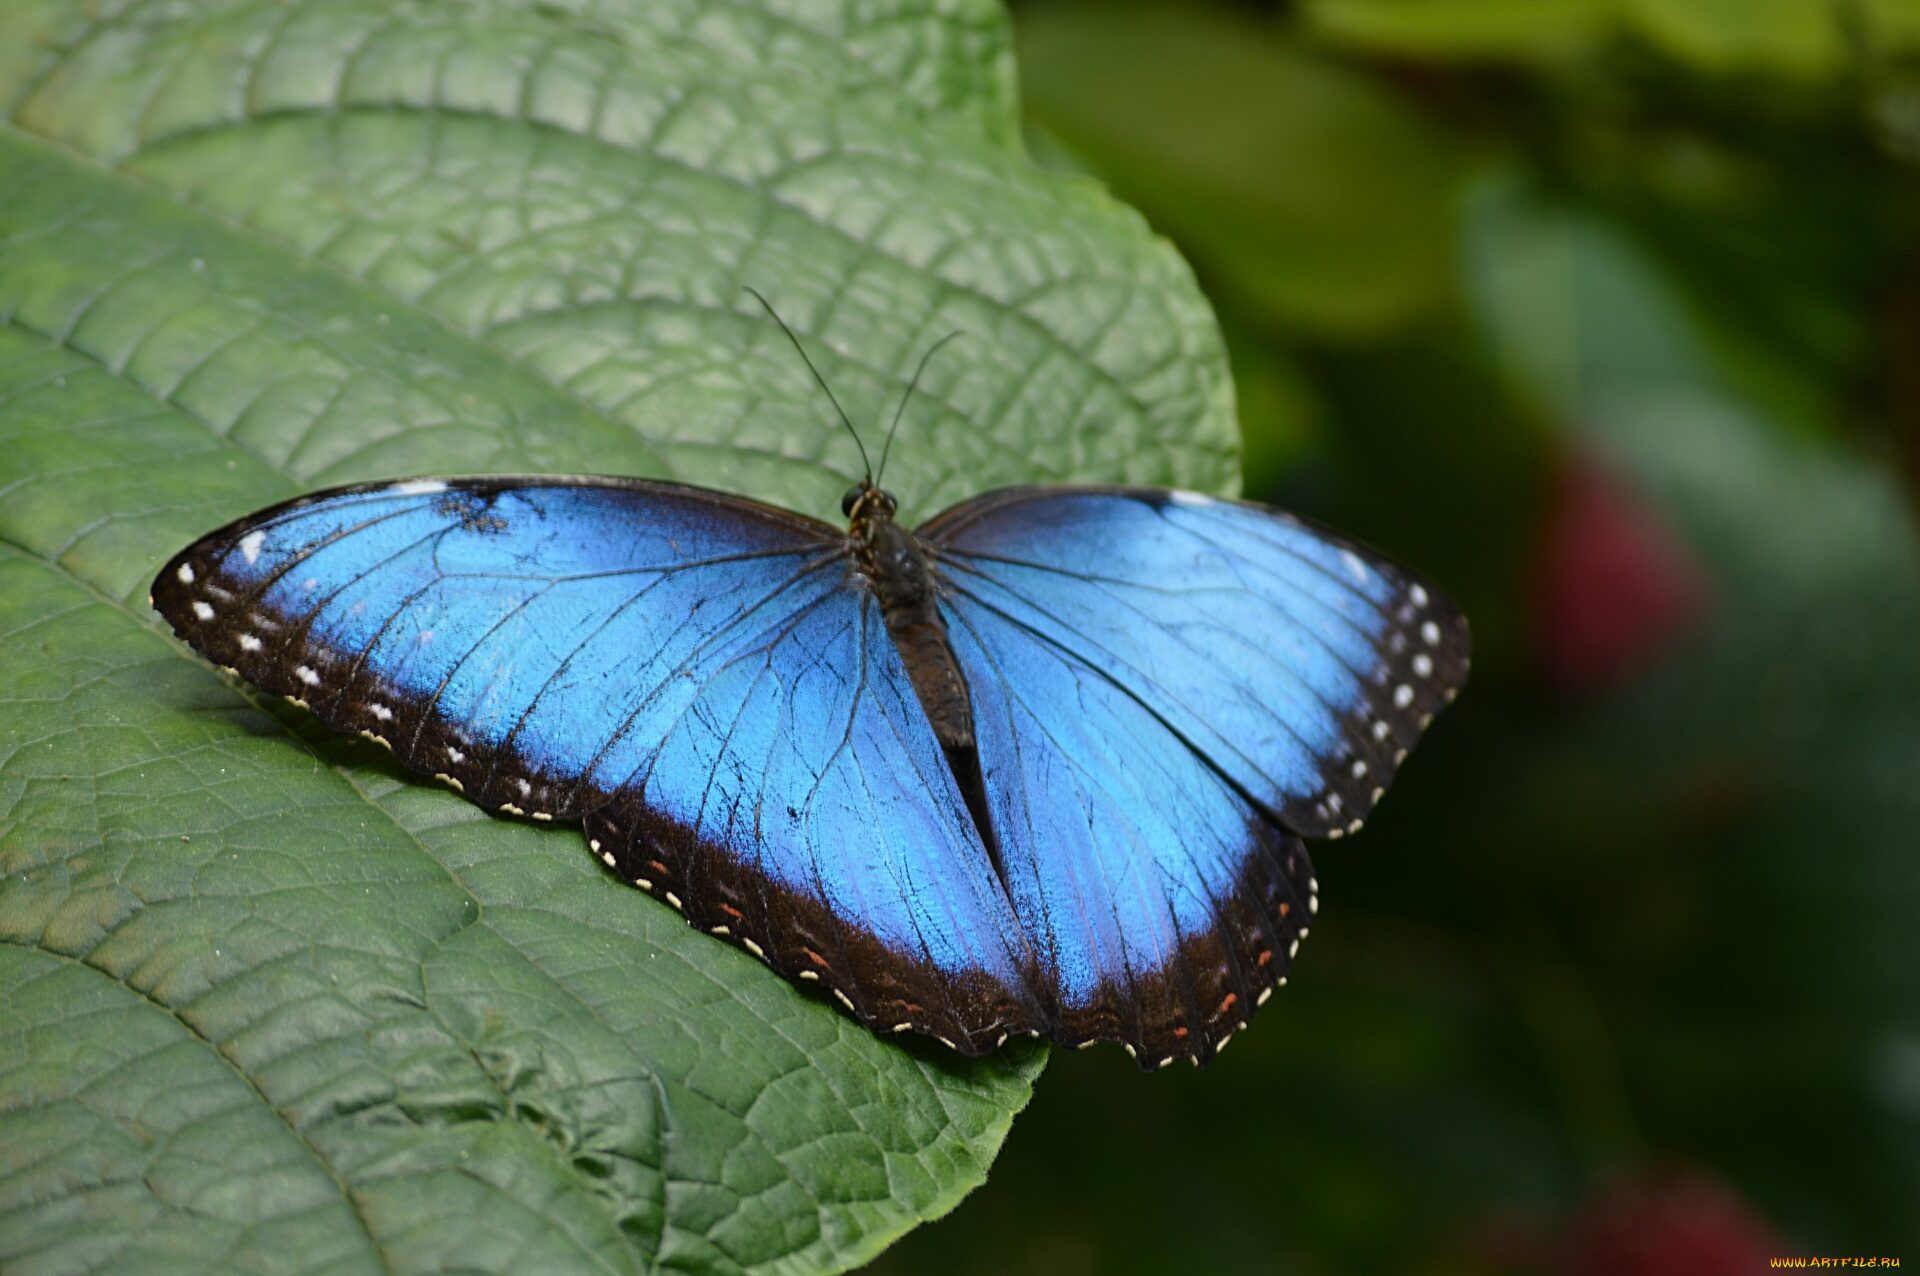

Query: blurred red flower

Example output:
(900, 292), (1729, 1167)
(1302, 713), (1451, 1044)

(1532, 452), (1713, 694)
(1557, 1167), (1788, 1276)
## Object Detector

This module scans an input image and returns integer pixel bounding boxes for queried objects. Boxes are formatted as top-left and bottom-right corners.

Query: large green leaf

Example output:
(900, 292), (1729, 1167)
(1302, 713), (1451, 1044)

(0, 2), (1236, 1272)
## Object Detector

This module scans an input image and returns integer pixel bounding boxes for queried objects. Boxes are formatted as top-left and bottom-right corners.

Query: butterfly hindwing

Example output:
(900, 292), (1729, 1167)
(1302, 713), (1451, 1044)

(581, 580), (1047, 1053)
(943, 597), (1316, 1066)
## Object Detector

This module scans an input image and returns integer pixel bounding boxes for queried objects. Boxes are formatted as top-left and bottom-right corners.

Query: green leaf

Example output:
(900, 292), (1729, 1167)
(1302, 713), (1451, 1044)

(0, 2), (1235, 1272)
(1017, 4), (1464, 340)
(1307, 0), (1850, 77)
(1624, 0), (1845, 79)
(1306, 0), (1616, 61)
(1865, 0), (1920, 53)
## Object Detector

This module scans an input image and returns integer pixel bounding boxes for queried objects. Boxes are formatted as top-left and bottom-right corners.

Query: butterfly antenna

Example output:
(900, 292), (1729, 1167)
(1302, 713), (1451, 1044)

(875, 329), (965, 489)
(743, 287), (871, 479)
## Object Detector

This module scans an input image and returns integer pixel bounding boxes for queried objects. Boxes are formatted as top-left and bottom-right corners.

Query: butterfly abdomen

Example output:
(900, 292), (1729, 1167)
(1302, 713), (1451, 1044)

(854, 510), (1007, 873)
(857, 514), (974, 751)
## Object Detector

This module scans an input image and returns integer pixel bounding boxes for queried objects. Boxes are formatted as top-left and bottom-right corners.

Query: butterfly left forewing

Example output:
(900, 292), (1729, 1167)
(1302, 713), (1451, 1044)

(153, 477), (847, 819)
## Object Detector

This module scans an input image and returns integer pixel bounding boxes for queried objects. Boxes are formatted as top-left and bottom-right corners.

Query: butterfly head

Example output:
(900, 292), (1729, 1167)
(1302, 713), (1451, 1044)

(842, 480), (898, 526)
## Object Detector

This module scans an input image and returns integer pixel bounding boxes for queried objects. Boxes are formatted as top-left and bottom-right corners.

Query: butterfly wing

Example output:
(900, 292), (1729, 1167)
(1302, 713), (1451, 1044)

(941, 601), (1316, 1067)
(920, 486), (1469, 1065)
(922, 486), (1470, 838)
(153, 477), (1045, 1052)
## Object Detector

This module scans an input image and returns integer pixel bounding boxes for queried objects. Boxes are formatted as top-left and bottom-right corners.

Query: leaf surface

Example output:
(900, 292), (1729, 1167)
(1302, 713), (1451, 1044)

(0, 2), (1234, 1272)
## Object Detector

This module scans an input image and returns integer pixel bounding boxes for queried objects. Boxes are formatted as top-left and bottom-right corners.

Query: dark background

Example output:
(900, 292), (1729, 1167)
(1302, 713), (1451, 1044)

(868, 2), (1920, 1272)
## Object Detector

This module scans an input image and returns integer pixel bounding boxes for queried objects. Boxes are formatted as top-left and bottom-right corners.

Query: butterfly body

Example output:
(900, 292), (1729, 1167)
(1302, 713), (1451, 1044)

(853, 486), (979, 754)
(153, 474), (1467, 1068)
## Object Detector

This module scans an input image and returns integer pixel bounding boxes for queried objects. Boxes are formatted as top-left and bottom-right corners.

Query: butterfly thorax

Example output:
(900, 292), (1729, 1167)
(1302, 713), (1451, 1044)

(854, 506), (975, 755)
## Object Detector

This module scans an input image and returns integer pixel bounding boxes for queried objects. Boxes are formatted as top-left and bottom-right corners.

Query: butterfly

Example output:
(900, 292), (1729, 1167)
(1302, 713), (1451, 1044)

(149, 305), (1468, 1069)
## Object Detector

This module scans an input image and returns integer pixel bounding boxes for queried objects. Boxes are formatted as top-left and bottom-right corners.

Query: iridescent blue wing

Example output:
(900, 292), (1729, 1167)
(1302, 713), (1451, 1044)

(941, 602), (1316, 1068)
(921, 486), (1469, 1066)
(152, 477), (1045, 1052)
(922, 486), (1470, 837)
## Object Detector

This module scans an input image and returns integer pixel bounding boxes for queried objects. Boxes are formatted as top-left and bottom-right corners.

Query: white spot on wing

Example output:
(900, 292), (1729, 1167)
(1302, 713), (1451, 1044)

(1409, 584), (1429, 608)
(239, 530), (265, 564)
(175, 563), (194, 584)
(1340, 549), (1368, 584)
(1168, 489), (1211, 507)
(237, 634), (261, 652)
(393, 478), (448, 496)
(743, 939), (765, 958)
(446, 747), (464, 763)
(1412, 654), (1433, 678)
(1394, 684), (1415, 709)
(1421, 620), (1441, 645)
(295, 665), (319, 686)
(192, 601), (214, 620)
(369, 703), (392, 721)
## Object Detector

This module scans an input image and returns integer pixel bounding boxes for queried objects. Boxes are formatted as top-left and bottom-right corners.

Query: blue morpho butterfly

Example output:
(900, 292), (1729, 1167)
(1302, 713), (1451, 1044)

(151, 297), (1468, 1069)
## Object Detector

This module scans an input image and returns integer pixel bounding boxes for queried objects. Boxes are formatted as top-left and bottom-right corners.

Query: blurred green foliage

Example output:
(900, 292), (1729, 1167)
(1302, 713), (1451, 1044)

(869, 2), (1920, 1272)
